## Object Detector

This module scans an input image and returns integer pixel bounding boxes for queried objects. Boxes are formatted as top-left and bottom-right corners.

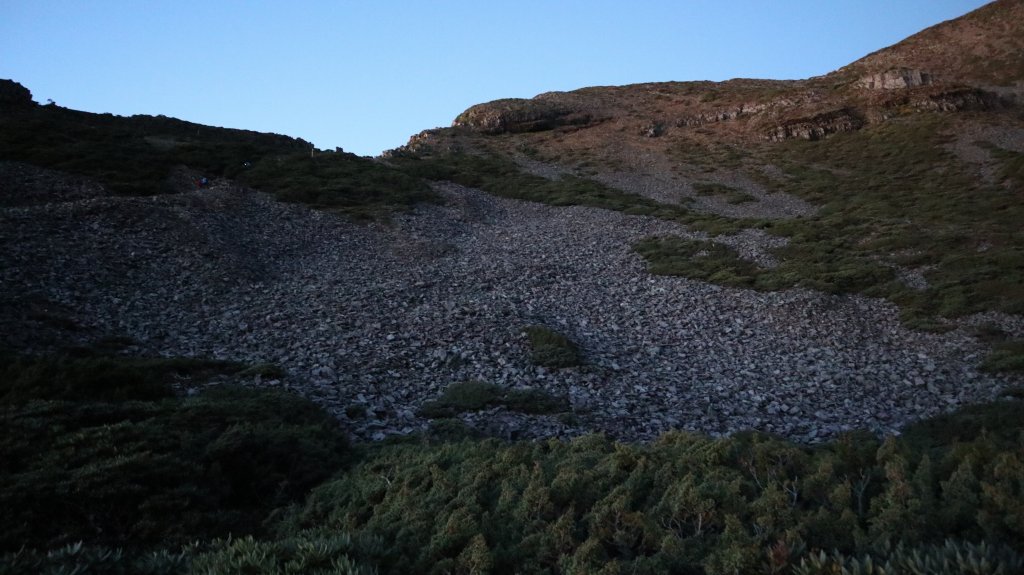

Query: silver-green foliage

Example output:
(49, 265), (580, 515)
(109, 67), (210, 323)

(794, 540), (1024, 575)
(0, 542), (190, 575)
(190, 533), (381, 575)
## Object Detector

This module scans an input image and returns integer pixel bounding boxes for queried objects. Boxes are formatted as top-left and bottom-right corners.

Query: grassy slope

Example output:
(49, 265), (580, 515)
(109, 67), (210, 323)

(766, 114), (1024, 319)
(631, 113), (1024, 333)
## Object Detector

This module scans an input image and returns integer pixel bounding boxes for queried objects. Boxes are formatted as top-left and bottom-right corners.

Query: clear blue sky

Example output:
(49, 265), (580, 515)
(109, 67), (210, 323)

(1, 1), (991, 156)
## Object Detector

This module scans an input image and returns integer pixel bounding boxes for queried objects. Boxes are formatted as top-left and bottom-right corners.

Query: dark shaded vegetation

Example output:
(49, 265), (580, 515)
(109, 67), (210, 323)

(390, 151), (756, 236)
(634, 238), (765, 289)
(0, 99), (435, 217)
(417, 380), (569, 419)
(0, 354), (350, 553)
(693, 182), (757, 204)
(3, 354), (1023, 574)
(982, 140), (1024, 188)
(981, 339), (1024, 374)
(523, 325), (583, 368)
(240, 153), (435, 218)
(0, 103), (305, 195)
(277, 413), (1024, 574)
(0, 353), (241, 404)
(764, 114), (1024, 321)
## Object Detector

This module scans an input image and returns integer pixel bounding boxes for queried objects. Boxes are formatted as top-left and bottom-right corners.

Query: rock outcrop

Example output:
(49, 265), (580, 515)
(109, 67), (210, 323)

(911, 87), (999, 112)
(764, 108), (864, 141)
(384, 128), (459, 157)
(453, 98), (592, 134)
(0, 79), (35, 110)
(676, 102), (772, 128)
(857, 68), (933, 90)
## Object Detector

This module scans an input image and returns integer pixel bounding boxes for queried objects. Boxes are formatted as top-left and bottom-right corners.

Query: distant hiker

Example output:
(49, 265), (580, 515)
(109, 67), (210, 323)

(198, 177), (209, 188)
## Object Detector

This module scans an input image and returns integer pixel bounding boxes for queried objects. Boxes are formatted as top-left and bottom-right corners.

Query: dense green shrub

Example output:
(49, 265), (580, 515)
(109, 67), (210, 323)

(238, 152), (436, 217)
(278, 412), (1024, 574)
(0, 355), (351, 552)
(794, 540), (1024, 575)
(188, 532), (382, 575)
(418, 380), (568, 418)
(523, 325), (582, 368)
(981, 339), (1024, 374)
(0, 542), (191, 575)
(4, 353), (1024, 573)
(0, 353), (239, 403)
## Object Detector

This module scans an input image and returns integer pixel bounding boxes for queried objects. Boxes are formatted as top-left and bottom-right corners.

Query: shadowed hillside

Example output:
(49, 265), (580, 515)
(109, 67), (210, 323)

(3, 1), (1024, 573)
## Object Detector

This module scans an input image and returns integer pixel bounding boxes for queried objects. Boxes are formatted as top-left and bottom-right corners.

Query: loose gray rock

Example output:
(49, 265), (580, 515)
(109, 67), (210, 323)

(1, 177), (1019, 443)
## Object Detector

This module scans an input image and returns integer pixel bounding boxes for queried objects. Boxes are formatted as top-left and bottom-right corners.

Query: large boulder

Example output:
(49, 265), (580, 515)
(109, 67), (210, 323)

(764, 108), (864, 141)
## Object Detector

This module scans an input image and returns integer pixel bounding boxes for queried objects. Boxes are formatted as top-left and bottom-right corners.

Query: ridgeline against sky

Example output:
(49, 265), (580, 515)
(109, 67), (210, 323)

(0, 0), (990, 156)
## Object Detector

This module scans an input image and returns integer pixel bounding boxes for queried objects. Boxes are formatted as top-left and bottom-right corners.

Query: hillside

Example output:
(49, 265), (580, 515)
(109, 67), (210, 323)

(3, 1), (1024, 573)
(834, 0), (1024, 87)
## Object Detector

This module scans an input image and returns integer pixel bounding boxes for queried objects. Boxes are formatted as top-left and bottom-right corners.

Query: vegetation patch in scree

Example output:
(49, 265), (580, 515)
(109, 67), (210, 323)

(978, 140), (1024, 187)
(0, 102), (436, 218)
(973, 323), (1024, 375)
(693, 181), (757, 204)
(238, 152), (437, 219)
(759, 114), (1024, 321)
(0, 353), (351, 553)
(638, 114), (1024, 326)
(388, 151), (756, 236)
(417, 380), (569, 418)
(980, 339), (1024, 374)
(523, 325), (583, 368)
(633, 236), (765, 289)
